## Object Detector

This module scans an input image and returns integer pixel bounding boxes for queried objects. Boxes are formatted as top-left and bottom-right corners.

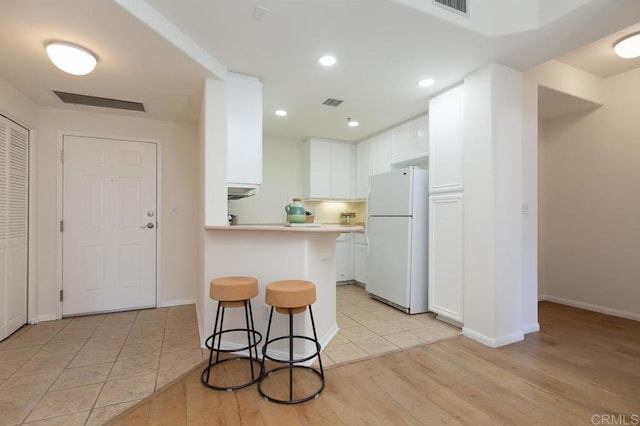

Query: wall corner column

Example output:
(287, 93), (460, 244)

(462, 63), (526, 347)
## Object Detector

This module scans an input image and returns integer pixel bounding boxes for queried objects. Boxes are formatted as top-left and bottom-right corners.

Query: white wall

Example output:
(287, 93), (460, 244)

(463, 63), (525, 347)
(521, 74), (540, 333)
(36, 107), (200, 319)
(539, 67), (640, 320)
(537, 120), (547, 297)
(228, 137), (304, 224)
(528, 60), (604, 105)
(203, 79), (228, 227)
(0, 76), (38, 128)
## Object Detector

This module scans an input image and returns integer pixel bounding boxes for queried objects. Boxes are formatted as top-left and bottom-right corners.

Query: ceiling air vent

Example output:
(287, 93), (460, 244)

(433, 0), (468, 16)
(322, 98), (343, 107)
(53, 91), (146, 112)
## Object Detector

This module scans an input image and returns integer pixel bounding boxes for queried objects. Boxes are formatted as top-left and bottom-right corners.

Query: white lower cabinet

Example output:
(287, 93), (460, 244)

(336, 233), (353, 282)
(428, 193), (464, 323)
(353, 233), (367, 284)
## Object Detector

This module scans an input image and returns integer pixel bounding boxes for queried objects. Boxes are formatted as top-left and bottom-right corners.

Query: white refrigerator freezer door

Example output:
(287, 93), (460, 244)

(366, 216), (412, 308)
(368, 168), (413, 216)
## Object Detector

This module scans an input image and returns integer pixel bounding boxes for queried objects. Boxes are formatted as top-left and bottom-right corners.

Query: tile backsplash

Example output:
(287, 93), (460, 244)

(304, 201), (366, 225)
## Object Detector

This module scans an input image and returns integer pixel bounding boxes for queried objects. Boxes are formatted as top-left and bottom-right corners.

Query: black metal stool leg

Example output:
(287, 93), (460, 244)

(201, 299), (263, 391)
(308, 305), (324, 377)
(289, 308), (294, 401)
(243, 300), (256, 381)
(205, 303), (222, 384)
(260, 307), (274, 378)
(258, 304), (325, 404)
(248, 302), (259, 361)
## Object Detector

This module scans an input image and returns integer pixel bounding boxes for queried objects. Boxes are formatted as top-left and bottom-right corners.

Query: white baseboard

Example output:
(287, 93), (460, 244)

(462, 327), (524, 348)
(31, 314), (58, 324)
(539, 295), (640, 321)
(522, 322), (540, 334)
(159, 299), (196, 308)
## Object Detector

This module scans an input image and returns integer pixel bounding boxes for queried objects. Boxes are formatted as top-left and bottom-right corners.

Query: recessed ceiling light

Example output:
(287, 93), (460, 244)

(418, 78), (435, 88)
(275, 110), (287, 117)
(46, 42), (97, 75)
(318, 55), (336, 67)
(614, 33), (640, 58)
(347, 118), (359, 127)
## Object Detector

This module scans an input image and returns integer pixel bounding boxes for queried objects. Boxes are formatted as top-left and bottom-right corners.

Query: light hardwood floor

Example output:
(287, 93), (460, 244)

(108, 302), (640, 425)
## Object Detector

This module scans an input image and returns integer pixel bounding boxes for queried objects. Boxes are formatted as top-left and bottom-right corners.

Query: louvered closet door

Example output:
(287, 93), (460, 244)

(0, 116), (28, 341)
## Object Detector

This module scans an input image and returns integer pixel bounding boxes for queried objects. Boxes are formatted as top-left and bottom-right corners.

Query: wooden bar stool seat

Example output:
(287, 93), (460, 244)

(259, 280), (325, 404)
(201, 276), (262, 391)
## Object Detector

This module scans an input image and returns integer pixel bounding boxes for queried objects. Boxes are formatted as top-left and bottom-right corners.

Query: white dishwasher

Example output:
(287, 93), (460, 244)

(335, 233), (353, 283)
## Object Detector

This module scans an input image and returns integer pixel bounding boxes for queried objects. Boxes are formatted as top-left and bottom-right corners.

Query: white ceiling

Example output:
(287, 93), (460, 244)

(556, 22), (640, 78)
(0, 0), (214, 124)
(1, 0), (640, 141)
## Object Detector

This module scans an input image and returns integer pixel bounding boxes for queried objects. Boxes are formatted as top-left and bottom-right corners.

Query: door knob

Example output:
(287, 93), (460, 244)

(141, 222), (155, 229)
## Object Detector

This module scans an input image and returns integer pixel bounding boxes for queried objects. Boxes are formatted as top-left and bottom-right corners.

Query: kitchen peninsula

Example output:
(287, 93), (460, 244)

(201, 224), (363, 361)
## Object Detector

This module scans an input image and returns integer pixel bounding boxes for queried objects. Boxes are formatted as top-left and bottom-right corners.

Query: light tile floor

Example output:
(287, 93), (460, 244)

(0, 305), (204, 426)
(323, 284), (461, 367)
(0, 286), (460, 425)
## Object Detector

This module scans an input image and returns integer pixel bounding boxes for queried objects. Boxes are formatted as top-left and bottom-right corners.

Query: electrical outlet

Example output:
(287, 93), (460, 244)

(262, 306), (270, 321)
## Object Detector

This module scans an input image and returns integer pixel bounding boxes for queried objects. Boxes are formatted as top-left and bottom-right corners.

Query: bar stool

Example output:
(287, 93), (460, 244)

(201, 276), (262, 391)
(259, 280), (325, 404)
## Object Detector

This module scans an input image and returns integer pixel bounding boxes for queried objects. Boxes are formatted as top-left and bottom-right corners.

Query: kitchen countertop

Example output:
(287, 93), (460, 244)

(202, 222), (351, 359)
(205, 224), (363, 233)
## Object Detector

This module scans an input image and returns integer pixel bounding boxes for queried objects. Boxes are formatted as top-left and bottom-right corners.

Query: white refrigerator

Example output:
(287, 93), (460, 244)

(367, 167), (429, 314)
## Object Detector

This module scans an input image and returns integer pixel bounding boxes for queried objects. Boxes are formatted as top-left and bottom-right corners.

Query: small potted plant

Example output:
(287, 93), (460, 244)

(305, 210), (314, 223)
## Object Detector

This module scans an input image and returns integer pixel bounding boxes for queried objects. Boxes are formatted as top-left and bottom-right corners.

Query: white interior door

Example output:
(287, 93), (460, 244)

(62, 135), (157, 316)
(0, 116), (28, 341)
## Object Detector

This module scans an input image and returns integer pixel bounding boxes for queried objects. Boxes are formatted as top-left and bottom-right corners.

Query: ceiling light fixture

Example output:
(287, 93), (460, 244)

(275, 109), (287, 117)
(614, 33), (640, 58)
(347, 118), (359, 127)
(318, 55), (336, 67)
(46, 42), (97, 75)
(418, 78), (435, 88)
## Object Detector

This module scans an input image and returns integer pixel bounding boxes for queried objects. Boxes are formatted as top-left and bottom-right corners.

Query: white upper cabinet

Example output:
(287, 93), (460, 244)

(356, 139), (372, 199)
(391, 114), (428, 165)
(391, 120), (413, 163)
(331, 142), (354, 199)
(305, 139), (332, 199)
(304, 138), (354, 200)
(414, 114), (429, 158)
(226, 73), (262, 187)
(429, 85), (463, 194)
(371, 130), (392, 176)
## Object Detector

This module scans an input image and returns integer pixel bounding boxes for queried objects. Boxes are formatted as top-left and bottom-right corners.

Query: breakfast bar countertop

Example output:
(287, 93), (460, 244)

(205, 224), (363, 233)
(202, 223), (355, 361)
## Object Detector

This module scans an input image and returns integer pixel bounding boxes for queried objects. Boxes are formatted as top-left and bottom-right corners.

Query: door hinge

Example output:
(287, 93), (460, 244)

(60, 150), (64, 164)
(60, 220), (64, 232)
(59, 290), (63, 302)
